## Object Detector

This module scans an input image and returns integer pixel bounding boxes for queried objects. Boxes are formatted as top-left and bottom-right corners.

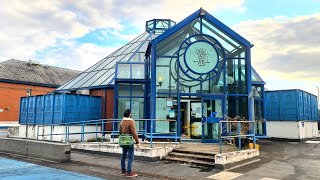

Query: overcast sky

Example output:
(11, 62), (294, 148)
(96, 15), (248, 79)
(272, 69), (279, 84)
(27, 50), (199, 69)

(0, 0), (320, 95)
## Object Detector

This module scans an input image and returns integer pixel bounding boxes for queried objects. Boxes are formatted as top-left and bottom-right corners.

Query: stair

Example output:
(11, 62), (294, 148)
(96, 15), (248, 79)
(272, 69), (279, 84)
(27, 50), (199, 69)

(163, 148), (216, 168)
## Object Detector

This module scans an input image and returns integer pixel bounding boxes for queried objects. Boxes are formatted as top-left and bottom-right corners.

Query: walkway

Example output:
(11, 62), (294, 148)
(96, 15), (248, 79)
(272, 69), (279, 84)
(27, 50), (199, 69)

(0, 157), (102, 180)
(1, 141), (319, 179)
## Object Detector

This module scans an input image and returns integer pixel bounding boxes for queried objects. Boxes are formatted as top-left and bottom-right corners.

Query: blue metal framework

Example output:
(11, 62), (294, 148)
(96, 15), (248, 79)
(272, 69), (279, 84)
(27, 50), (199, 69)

(149, 8), (259, 141)
(53, 8), (267, 142)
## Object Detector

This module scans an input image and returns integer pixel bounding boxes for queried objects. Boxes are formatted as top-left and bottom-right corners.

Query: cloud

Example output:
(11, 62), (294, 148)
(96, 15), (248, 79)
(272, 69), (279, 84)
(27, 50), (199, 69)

(37, 42), (119, 71)
(233, 13), (320, 92)
(0, 0), (245, 71)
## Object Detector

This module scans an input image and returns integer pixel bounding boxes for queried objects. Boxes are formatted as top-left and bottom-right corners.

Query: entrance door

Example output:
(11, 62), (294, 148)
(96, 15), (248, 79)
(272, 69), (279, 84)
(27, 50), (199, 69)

(202, 98), (223, 143)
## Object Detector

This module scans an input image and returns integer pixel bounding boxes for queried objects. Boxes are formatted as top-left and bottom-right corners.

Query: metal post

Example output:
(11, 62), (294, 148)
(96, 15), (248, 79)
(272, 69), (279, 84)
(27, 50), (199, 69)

(65, 125), (67, 143)
(219, 122), (222, 154)
(112, 119), (115, 142)
(67, 125), (70, 143)
(101, 120), (104, 143)
(95, 123), (98, 142)
(50, 125), (53, 142)
(150, 119), (153, 148)
(175, 120), (177, 145)
(253, 122), (256, 149)
(238, 121), (241, 150)
(36, 126), (39, 140)
(81, 122), (84, 143)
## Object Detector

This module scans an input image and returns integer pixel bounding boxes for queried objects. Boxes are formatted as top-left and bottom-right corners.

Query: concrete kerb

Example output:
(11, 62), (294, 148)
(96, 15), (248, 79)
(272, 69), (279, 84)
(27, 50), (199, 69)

(214, 149), (259, 170)
(0, 137), (71, 162)
(71, 142), (179, 161)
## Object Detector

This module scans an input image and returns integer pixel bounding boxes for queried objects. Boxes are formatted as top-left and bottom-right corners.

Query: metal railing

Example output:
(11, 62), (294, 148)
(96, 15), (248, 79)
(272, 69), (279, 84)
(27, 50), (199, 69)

(36, 118), (178, 148)
(219, 120), (256, 153)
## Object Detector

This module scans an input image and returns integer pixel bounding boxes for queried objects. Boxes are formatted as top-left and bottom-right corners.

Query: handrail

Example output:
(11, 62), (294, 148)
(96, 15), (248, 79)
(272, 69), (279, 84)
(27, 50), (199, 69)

(219, 120), (256, 153)
(36, 118), (178, 148)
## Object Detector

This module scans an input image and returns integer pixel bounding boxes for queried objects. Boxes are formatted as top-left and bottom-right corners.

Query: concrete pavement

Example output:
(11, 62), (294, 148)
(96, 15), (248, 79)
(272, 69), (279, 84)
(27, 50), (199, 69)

(0, 141), (320, 179)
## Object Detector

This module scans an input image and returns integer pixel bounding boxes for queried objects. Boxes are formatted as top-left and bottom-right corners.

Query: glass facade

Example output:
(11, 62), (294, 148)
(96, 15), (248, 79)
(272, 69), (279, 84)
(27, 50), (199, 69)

(56, 9), (266, 141)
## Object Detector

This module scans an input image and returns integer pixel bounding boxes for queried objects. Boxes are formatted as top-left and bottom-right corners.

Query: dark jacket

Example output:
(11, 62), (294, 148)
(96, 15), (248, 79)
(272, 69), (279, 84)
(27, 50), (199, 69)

(120, 117), (140, 144)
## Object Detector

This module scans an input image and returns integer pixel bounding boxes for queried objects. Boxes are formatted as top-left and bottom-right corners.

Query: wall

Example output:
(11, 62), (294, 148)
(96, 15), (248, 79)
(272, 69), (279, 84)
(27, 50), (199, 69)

(18, 124), (102, 142)
(90, 88), (114, 131)
(267, 121), (319, 139)
(0, 82), (55, 122)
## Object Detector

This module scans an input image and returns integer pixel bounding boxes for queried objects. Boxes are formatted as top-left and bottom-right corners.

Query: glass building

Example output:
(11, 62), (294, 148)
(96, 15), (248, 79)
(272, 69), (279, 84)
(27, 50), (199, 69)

(56, 8), (266, 142)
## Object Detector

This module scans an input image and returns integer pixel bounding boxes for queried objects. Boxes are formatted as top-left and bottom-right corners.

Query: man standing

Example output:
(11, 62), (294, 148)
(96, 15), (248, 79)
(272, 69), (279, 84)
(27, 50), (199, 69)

(120, 109), (140, 177)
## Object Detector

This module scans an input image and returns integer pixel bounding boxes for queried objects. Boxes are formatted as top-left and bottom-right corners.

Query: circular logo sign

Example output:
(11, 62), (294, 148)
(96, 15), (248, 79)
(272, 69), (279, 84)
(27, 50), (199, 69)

(177, 34), (225, 82)
(185, 41), (219, 74)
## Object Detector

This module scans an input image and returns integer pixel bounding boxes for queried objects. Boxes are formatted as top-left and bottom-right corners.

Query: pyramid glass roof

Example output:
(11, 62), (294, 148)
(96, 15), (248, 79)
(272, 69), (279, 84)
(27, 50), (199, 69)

(57, 32), (158, 91)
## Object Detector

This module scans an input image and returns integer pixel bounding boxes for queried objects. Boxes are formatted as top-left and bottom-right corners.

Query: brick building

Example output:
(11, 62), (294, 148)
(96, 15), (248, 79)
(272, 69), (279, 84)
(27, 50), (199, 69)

(0, 59), (80, 122)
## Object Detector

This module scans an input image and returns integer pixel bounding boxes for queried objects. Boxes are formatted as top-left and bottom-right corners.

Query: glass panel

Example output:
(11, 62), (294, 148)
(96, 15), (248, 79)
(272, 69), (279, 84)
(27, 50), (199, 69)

(129, 53), (144, 62)
(118, 83), (130, 96)
(61, 73), (87, 89)
(131, 64), (145, 79)
(156, 65), (174, 93)
(85, 57), (107, 72)
(117, 98), (144, 131)
(100, 73), (115, 85)
(90, 70), (114, 86)
(117, 64), (131, 79)
(227, 59), (247, 94)
(94, 56), (117, 71)
(80, 70), (108, 88)
(138, 41), (149, 53)
(203, 99), (221, 141)
(227, 96), (248, 118)
(132, 84), (144, 96)
(136, 32), (150, 42)
(131, 98), (144, 131)
(128, 32), (147, 44)
(113, 44), (131, 56)
(156, 98), (170, 133)
(190, 101), (202, 138)
(252, 68), (263, 82)
(156, 18), (200, 57)
(202, 19), (246, 59)
(70, 71), (98, 88)
(117, 97), (130, 119)
(122, 42), (141, 54)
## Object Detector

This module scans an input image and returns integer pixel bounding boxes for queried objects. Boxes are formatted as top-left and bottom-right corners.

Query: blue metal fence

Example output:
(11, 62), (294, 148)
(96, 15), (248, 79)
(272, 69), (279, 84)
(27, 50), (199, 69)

(36, 118), (178, 148)
(219, 119), (257, 153)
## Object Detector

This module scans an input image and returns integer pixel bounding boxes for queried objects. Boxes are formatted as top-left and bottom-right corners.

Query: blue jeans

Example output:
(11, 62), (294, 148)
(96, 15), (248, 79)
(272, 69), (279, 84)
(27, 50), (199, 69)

(121, 146), (134, 173)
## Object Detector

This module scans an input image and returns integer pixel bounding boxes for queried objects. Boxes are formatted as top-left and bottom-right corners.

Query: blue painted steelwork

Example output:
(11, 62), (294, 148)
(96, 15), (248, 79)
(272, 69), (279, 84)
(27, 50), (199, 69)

(51, 8), (266, 143)
(36, 118), (178, 148)
(146, 19), (176, 34)
(219, 120), (257, 153)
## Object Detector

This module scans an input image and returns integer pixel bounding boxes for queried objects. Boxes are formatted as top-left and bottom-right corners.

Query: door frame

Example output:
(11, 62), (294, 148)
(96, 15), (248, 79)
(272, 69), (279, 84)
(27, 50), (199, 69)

(201, 95), (226, 143)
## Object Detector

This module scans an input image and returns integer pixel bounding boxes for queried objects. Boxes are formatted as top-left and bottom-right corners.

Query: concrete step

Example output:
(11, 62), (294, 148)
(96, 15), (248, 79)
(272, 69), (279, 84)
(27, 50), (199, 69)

(169, 152), (215, 162)
(173, 148), (216, 156)
(163, 156), (215, 167)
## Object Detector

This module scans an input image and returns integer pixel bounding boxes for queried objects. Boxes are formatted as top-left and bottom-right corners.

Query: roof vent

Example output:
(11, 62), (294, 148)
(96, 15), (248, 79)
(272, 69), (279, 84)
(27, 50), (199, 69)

(28, 60), (41, 66)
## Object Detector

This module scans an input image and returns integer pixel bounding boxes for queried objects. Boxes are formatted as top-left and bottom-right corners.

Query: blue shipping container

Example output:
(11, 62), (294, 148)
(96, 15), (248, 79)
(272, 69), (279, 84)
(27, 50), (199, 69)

(35, 95), (44, 125)
(27, 96), (36, 124)
(266, 89), (318, 121)
(19, 94), (102, 125)
(19, 97), (28, 124)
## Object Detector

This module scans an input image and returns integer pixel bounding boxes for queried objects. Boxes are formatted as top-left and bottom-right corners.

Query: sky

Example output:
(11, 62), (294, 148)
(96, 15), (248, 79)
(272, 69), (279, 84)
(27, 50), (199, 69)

(0, 0), (320, 96)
